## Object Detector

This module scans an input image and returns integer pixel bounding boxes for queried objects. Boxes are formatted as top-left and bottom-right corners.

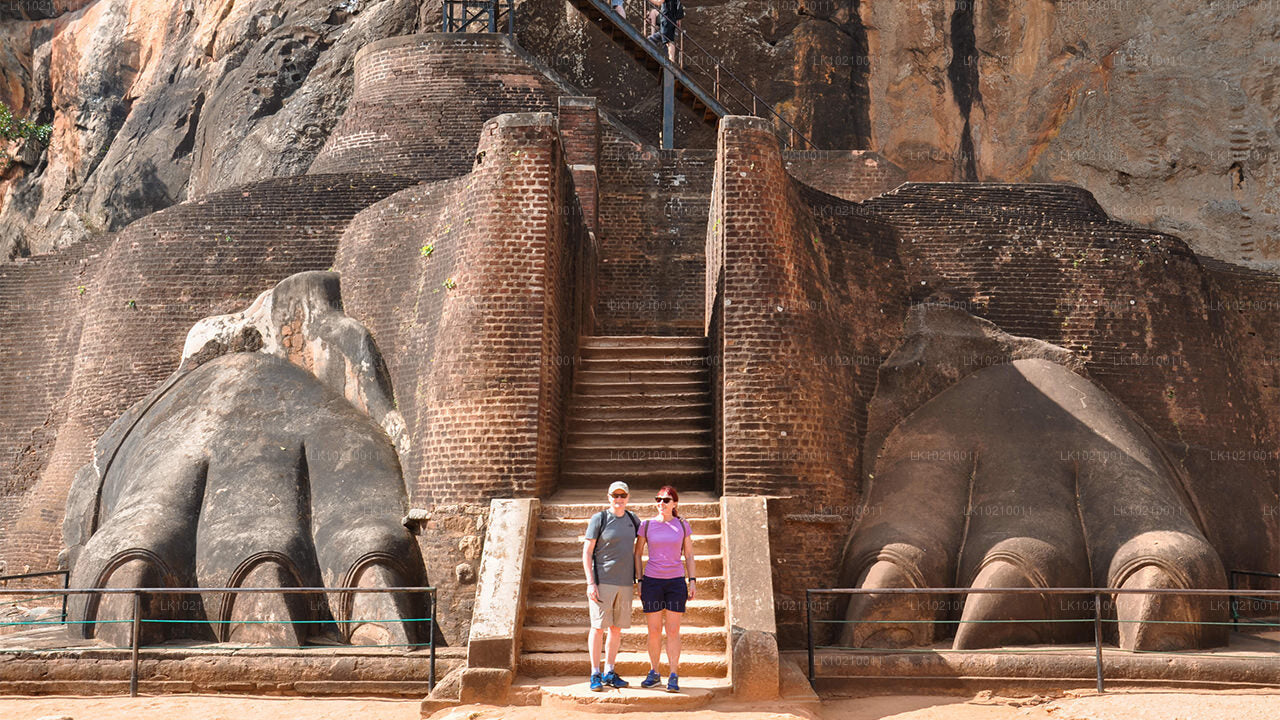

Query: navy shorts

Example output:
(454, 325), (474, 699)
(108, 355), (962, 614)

(640, 575), (688, 613)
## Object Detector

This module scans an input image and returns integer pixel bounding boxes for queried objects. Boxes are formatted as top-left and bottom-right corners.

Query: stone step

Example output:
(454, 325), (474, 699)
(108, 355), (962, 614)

(535, 533), (721, 557)
(562, 458), (712, 476)
(540, 502), (720, 519)
(521, 624), (727, 653)
(567, 416), (711, 433)
(538, 517), (721, 537)
(575, 380), (708, 395)
(577, 359), (710, 373)
(533, 555), (723, 581)
(561, 442), (711, 459)
(518, 651), (727, 679)
(528, 576), (725, 600)
(569, 403), (709, 421)
(560, 469), (714, 485)
(580, 336), (708, 353)
(565, 430), (711, 447)
(525, 598), (725, 627)
(535, 677), (724, 711)
(572, 392), (711, 408)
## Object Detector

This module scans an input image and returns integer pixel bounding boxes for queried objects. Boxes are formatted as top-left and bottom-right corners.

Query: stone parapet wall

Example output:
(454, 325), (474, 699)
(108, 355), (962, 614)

(783, 150), (907, 203)
(309, 34), (568, 182)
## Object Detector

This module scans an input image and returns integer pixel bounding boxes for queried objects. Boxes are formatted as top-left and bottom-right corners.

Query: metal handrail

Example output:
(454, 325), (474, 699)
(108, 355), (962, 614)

(0, 569), (70, 624)
(442, 0), (514, 35)
(662, 16), (818, 150)
(806, 586), (1280, 693)
(0, 585), (437, 698)
(1227, 569), (1280, 627)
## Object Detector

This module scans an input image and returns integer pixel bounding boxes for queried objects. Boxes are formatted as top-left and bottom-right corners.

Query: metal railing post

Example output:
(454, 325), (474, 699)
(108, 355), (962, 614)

(428, 590), (437, 692)
(60, 570), (69, 624)
(1093, 592), (1104, 693)
(130, 591), (142, 697)
(806, 590), (815, 683)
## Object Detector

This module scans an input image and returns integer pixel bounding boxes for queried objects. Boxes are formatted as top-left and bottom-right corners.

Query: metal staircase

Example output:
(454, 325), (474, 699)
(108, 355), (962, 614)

(566, 0), (815, 149)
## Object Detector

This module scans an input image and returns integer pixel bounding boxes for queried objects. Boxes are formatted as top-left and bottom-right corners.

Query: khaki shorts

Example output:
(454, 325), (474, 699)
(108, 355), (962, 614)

(589, 583), (634, 629)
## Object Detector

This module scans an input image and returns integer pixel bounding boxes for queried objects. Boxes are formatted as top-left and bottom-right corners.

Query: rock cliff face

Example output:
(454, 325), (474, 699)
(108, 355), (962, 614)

(2, 0), (1279, 269)
(0, 0), (426, 257)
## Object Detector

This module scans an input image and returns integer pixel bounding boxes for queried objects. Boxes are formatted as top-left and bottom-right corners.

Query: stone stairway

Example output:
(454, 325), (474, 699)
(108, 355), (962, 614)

(518, 500), (728, 681)
(561, 336), (714, 491)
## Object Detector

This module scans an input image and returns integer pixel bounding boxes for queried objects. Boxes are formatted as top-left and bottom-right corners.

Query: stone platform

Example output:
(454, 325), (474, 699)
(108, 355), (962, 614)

(796, 629), (1280, 696)
(0, 625), (463, 697)
(512, 675), (732, 712)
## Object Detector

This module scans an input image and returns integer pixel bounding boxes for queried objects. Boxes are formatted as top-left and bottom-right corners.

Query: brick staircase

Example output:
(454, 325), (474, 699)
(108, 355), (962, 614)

(518, 499), (728, 682)
(561, 336), (714, 491)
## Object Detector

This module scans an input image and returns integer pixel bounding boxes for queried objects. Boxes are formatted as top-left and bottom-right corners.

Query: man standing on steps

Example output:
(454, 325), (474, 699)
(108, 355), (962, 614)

(583, 480), (641, 691)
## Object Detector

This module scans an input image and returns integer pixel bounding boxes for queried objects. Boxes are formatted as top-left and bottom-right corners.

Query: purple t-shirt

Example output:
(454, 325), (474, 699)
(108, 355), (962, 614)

(640, 516), (691, 579)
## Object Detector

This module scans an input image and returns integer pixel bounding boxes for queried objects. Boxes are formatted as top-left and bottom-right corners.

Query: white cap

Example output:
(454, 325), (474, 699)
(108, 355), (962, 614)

(608, 481), (630, 495)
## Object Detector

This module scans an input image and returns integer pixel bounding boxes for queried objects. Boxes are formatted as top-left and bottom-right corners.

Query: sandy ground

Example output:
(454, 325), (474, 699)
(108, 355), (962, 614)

(1, 691), (1279, 720)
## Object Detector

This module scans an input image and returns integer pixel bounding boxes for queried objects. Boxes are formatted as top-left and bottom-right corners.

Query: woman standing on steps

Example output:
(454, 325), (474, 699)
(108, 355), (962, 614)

(634, 484), (696, 693)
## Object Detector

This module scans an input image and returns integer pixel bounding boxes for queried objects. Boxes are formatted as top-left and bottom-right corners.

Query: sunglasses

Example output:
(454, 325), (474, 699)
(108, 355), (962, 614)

(611, 492), (628, 498)
(654, 497), (674, 503)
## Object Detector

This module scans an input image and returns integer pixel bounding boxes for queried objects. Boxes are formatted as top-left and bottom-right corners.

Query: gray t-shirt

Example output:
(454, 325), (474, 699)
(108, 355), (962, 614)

(586, 510), (639, 587)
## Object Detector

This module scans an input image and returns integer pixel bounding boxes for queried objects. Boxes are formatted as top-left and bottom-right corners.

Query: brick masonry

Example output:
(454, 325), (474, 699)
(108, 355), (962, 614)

(309, 34), (569, 182)
(709, 118), (1280, 646)
(332, 113), (595, 643)
(860, 183), (1280, 580)
(706, 116), (911, 642)
(2, 30), (1278, 657)
(783, 149), (907, 202)
(0, 173), (415, 578)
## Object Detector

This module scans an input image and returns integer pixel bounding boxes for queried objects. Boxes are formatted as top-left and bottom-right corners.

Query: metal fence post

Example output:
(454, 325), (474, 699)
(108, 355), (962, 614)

(806, 590), (815, 683)
(130, 591), (142, 697)
(428, 591), (437, 692)
(60, 571), (69, 625)
(1093, 592), (1104, 693)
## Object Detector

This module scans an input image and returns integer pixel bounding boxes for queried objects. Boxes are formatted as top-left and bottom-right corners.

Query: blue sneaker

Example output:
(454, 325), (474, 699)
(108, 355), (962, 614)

(640, 669), (661, 688)
(666, 673), (679, 693)
(590, 672), (603, 691)
(603, 670), (629, 688)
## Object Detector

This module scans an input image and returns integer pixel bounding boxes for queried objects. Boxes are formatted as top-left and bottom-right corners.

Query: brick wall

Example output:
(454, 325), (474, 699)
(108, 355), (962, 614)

(595, 131), (713, 335)
(707, 116), (910, 643)
(783, 150), (907, 202)
(1199, 256), (1280, 447)
(0, 237), (105, 553)
(309, 34), (569, 182)
(0, 174), (414, 575)
(860, 183), (1280, 576)
(332, 114), (594, 642)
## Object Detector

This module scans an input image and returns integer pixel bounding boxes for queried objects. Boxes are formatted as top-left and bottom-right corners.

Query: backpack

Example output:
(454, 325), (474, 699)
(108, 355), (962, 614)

(667, 0), (685, 22)
(587, 510), (641, 583)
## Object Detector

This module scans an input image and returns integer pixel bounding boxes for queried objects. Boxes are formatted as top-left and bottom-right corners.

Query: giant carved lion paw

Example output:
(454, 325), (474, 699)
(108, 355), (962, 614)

(839, 305), (1228, 652)
(62, 272), (426, 647)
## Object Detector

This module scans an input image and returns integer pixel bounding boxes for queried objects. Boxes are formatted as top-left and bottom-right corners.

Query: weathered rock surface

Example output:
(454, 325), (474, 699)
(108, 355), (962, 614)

(0, 0), (424, 258)
(4, 0), (1279, 268)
